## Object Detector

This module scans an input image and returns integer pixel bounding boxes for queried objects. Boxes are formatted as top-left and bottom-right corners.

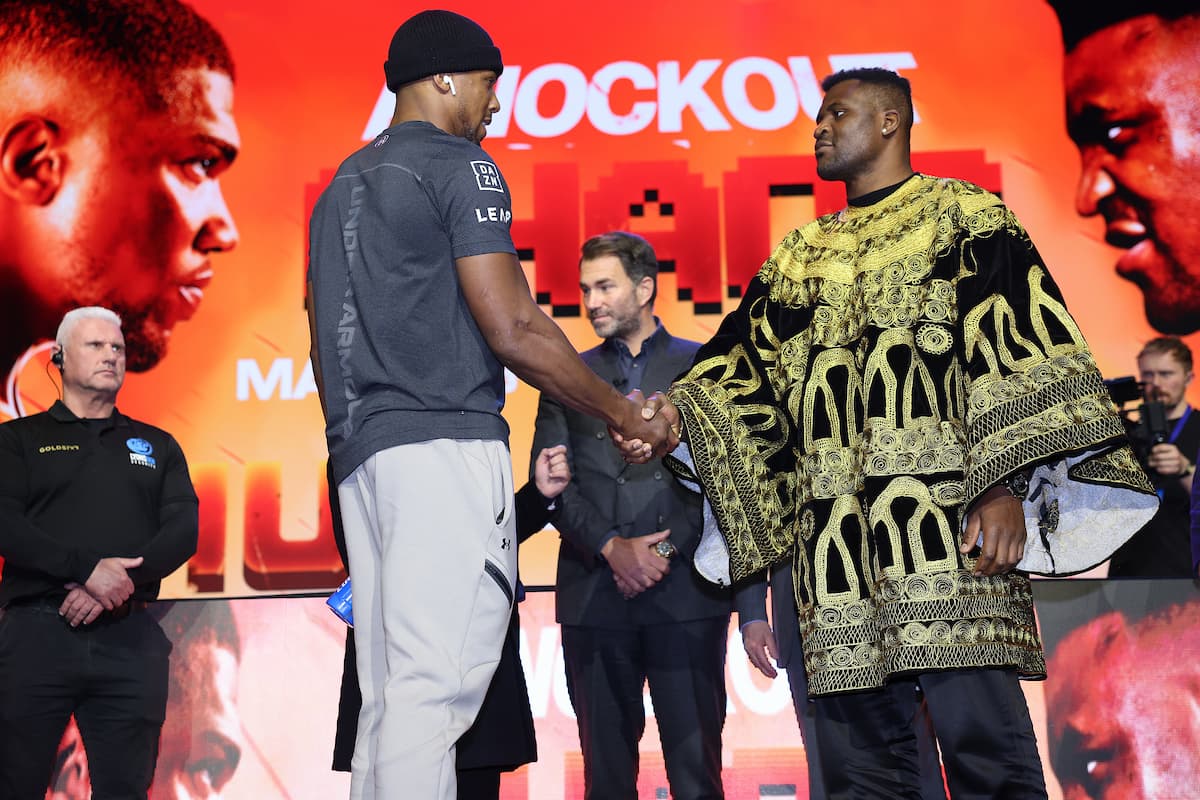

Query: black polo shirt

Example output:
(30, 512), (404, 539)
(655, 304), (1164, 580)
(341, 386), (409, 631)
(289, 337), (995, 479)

(0, 401), (198, 606)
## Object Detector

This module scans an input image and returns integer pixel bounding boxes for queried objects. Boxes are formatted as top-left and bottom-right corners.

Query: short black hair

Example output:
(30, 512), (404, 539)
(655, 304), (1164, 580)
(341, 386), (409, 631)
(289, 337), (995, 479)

(1048, 0), (1199, 51)
(821, 68), (914, 132)
(0, 0), (235, 113)
(580, 231), (660, 305)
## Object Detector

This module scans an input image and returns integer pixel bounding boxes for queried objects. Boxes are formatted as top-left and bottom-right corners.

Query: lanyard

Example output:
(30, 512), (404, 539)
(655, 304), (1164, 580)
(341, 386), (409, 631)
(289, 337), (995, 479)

(1169, 405), (1192, 444)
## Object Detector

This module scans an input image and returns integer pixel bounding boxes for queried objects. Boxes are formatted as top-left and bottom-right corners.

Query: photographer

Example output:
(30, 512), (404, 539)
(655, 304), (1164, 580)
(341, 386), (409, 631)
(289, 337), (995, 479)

(1110, 337), (1198, 577)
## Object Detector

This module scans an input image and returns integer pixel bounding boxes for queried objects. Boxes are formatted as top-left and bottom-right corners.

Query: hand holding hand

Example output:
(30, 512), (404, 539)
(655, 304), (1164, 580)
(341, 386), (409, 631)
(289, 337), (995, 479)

(612, 571), (639, 600)
(741, 620), (780, 679)
(609, 391), (681, 464)
(534, 445), (571, 499)
(960, 486), (1026, 577)
(59, 583), (104, 627)
(84, 556), (142, 610)
(602, 529), (673, 598)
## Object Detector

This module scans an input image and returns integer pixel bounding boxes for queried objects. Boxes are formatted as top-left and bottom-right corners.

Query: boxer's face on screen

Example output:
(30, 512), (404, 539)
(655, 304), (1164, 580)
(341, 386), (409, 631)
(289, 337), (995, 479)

(1064, 15), (1200, 334)
(1047, 610), (1200, 799)
(27, 67), (240, 371)
(152, 639), (242, 799)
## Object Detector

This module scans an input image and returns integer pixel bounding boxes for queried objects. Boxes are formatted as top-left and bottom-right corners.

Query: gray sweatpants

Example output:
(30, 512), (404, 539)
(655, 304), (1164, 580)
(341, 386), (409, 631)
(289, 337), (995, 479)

(338, 439), (517, 800)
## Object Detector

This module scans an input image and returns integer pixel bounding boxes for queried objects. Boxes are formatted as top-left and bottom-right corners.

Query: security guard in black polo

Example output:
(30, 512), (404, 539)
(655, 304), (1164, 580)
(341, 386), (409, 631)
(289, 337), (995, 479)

(0, 306), (198, 799)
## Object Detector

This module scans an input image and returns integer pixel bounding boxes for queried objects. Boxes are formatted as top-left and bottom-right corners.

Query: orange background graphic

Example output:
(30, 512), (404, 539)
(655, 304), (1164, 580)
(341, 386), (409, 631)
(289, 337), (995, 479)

(10, 1), (1199, 798)
(6, 2), (1191, 593)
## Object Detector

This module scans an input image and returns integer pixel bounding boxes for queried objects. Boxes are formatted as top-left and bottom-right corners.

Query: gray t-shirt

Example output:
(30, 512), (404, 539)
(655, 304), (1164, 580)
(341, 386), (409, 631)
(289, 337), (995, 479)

(308, 121), (516, 483)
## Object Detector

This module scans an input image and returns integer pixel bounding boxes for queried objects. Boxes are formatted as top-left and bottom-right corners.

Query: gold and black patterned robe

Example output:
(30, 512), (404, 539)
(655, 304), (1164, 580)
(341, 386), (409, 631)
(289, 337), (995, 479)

(667, 175), (1157, 695)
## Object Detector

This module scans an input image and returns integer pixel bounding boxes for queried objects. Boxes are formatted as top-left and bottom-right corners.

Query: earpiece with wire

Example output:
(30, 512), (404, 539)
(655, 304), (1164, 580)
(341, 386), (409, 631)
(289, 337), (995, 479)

(46, 343), (64, 399)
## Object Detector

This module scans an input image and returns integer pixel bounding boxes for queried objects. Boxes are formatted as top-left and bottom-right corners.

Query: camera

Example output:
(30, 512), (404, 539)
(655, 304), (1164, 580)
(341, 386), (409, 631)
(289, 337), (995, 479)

(1105, 376), (1170, 458)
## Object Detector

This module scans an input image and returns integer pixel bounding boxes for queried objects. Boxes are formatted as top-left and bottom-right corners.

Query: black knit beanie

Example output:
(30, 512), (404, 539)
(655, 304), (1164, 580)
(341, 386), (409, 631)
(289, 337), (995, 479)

(383, 10), (504, 91)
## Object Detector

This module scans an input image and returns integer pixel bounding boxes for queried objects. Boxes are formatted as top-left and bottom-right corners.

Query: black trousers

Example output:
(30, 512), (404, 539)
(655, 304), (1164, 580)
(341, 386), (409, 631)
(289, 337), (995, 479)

(812, 668), (1047, 800)
(0, 601), (171, 800)
(785, 642), (948, 800)
(561, 617), (728, 800)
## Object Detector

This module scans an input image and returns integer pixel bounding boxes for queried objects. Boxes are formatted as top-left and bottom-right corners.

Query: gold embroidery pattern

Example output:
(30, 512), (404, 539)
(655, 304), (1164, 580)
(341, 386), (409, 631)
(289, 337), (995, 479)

(965, 354), (1127, 502)
(1069, 444), (1155, 493)
(670, 175), (1148, 694)
(800, 570), (1044, 696)
(871, 476), (959, 578)
(859, 419), (967, 479)
(801, 445), (864, 501)
(670, 349), (796, 579)
(916, 323), (953, 355)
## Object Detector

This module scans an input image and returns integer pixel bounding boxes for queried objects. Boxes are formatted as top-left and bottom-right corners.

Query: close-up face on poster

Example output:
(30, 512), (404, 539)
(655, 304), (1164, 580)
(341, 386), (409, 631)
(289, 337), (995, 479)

(2, 0), (1196, 598)
(1, 0), (1197, 797)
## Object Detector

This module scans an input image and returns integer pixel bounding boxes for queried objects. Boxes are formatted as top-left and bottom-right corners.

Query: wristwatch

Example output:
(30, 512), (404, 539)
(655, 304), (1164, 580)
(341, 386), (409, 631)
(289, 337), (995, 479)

(654, 540), (677, 559)
(1001, 469), (1031, 501)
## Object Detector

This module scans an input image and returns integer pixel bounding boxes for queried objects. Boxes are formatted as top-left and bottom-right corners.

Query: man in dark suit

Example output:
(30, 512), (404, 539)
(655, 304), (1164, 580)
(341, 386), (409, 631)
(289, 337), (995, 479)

(532, 232), (731, 800)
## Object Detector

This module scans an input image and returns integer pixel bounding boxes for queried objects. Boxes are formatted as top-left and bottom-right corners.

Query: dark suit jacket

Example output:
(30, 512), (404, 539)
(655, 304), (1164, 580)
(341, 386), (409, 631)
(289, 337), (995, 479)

(531, 329), (730, 628)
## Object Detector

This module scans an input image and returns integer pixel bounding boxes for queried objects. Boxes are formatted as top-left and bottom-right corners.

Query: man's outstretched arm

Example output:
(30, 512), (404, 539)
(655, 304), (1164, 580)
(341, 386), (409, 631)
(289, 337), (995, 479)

(456, 252), (676, 457)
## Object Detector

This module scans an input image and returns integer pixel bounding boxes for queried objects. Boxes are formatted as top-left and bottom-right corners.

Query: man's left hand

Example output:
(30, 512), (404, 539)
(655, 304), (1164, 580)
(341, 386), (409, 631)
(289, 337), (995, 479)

(533, 444), (570, 499)
(59, 583), (103, 627)
(960, 485), (1026, 576)
(741, 620), (780, 679)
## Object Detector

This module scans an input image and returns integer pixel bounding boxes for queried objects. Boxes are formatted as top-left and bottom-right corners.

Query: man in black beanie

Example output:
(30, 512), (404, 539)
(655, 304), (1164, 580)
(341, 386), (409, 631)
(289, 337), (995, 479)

(1050, 1), (1200, 335)
(306, 10), (676, 800)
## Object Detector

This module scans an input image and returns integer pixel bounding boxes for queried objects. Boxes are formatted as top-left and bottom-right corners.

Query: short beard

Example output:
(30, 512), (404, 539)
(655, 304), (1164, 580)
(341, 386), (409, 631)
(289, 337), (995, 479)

(457, 103), (483, 145)
(113, 306), (169, 372)
(1138, 257), (1200, 335)
(591, 312), (641, 344)
(1144, 298), (1200, 335)
(816, 156), (850, 183)
(58, 249), (169, 371)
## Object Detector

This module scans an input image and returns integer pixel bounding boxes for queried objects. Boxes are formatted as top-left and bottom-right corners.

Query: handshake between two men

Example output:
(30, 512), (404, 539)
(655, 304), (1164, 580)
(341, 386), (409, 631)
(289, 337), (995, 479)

(601, 377), (1029, 597)
(603, 388), (683, 600)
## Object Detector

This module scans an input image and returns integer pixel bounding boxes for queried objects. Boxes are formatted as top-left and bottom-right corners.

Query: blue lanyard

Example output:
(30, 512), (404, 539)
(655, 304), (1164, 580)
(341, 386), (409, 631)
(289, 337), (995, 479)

(1169, 405), (1192, 444)
(1156, 405), (1194, 500)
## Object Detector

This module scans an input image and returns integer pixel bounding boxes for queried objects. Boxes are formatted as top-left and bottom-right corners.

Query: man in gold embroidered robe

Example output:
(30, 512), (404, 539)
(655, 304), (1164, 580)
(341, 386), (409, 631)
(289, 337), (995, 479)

(626, 69), (1157, 799)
